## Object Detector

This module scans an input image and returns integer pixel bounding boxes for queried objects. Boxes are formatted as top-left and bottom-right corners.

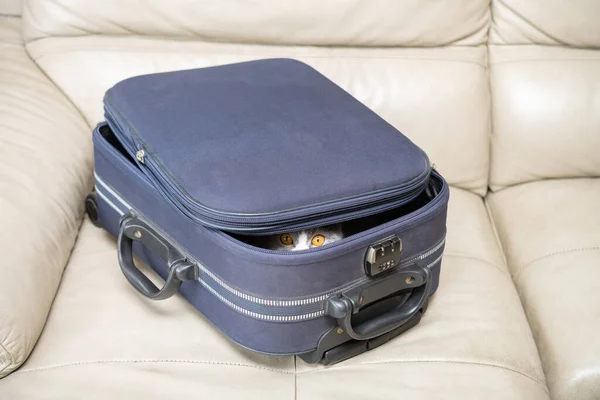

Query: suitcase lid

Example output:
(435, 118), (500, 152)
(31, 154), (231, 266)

(103, 59), (431, 233)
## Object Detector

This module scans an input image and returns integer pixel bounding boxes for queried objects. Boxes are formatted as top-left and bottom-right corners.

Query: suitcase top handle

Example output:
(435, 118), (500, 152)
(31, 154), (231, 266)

(326, 265), (430, 341)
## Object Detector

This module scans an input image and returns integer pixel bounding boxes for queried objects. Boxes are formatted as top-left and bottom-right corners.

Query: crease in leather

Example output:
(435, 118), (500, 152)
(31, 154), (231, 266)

(484, 3), (493, 43)
(436, 8), (490, 46)
(70, 247), (116, 258)
(30, 49), (489, 69)
(48, 0), (98, 38)
(443, 252), (510, 277)
(494, 0), (564, 46)
(513, 246), (600, 282)
(14, 359), (295, 375)
(25, 39), (488, 68)
(0, 341), (14, 374)
(298, 358), (548, 390)
(483, 57), (513, 272)
(22, 56), (92, 134)
(484, 199), (509, 267)
(491, 177), (600, 195)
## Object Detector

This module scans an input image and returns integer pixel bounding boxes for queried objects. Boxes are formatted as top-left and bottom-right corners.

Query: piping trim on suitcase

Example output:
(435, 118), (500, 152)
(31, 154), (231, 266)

(96, 187), (128, 215)
(95, 174), (131, 212)
(94, 175), (444, 322)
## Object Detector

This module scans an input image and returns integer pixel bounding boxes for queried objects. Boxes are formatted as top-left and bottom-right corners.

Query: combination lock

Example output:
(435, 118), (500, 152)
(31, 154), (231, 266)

(364, 235), (402, 277)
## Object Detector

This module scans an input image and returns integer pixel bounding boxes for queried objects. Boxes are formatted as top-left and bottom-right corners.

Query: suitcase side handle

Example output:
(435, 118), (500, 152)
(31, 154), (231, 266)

(326, 265), (430, 341)
(118, 215), (198, 300)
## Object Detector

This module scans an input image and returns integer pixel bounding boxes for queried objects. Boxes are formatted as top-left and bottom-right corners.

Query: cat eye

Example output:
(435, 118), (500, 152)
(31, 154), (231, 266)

(280, 234), (294, 246)
(311, 234), (325, 247)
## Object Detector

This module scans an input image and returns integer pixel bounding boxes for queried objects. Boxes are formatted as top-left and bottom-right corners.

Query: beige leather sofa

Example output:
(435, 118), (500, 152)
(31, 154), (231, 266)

(1, 1), (598, 399)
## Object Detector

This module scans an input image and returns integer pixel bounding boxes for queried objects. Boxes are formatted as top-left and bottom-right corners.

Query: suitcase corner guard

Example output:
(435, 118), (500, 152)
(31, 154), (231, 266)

(117, 214), (198, 300)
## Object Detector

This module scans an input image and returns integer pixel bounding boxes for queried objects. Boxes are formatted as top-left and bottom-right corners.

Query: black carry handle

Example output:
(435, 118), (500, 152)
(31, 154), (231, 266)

(327, 265), (431, 341)
(118, 214), (198, 300)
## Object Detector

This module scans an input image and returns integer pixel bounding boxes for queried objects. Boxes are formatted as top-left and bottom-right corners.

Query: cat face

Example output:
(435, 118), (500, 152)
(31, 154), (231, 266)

(264, 224), (344, 251)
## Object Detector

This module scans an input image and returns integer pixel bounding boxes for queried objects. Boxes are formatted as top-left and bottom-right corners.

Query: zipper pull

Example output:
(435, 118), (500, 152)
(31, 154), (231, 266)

(136, 150), (145, 164)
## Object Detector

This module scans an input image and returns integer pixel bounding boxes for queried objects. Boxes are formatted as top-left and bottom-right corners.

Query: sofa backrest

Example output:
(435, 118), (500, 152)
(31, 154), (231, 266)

(22, 0), (492, 196)
(488, 0), (600, 190)
(0, 0), (20, 16)
(23, 1), (489, 46)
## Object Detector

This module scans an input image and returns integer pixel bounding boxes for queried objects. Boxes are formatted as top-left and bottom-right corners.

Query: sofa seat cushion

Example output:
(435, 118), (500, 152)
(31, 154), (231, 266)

(0, 16), (92, 378)
(0, 188), (549, 399)
(487, 178), (600, 400)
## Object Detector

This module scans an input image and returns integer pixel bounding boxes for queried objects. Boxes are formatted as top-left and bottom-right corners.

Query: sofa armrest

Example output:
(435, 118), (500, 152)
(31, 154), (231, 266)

(0, 17), (92, 377)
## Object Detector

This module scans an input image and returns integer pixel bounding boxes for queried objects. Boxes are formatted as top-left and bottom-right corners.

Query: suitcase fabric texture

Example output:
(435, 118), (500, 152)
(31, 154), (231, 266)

(87, 59), (450, 365)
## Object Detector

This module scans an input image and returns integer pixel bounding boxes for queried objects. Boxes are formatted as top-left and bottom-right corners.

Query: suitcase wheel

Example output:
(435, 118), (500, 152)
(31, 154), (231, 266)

(85, 193), (101, 227)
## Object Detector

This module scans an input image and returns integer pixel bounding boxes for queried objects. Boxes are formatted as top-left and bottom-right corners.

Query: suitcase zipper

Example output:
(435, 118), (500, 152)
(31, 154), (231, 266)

(216, 172), (447, 254)
(95, 172), (445, 322)
(196, 252), (444, 322)
(103, 106), (431, 234)
(144, 152), (428, 228)
(139, 149), (429, 234)
(197, 237), (446, 308)
(92, 134), (446, 257)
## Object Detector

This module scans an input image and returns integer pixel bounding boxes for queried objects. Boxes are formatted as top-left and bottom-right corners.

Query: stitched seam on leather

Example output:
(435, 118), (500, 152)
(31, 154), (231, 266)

(515, 246), (600, 282)
(70, 247), (115, 258)
(491, 58), (600, 66)
(294, 356), (298, 400)
(13, 358), (546, 391)
(297, 359), (548, 391)
(443, 252), (510, 277)
(14, 359), (294, 375)
(0, 341), (15, 374)
(29, 47), (488, 68)
(482, 22), (491, 196)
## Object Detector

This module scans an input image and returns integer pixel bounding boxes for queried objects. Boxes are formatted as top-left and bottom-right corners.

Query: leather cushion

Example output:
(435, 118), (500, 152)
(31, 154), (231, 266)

(23, 0), (489, 46)
(487, 179), (600, 400)
(0, 16), (92, 378)
(489, 45), (600, 190)
(490, 0), (600, 47)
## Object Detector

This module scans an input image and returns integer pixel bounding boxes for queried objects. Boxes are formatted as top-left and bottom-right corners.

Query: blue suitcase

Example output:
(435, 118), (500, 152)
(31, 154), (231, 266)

(86, 59), (449, 365)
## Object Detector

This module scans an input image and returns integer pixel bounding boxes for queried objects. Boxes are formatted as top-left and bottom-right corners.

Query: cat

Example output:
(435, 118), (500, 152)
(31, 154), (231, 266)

(260, 224), (344, 251)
